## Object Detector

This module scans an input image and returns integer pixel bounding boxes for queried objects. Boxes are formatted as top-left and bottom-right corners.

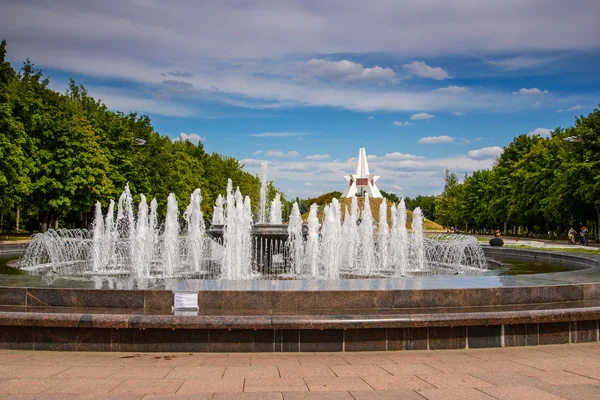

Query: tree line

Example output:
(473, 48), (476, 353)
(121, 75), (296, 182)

(434, 107), (600, 240)
(0, 40), (276, 233)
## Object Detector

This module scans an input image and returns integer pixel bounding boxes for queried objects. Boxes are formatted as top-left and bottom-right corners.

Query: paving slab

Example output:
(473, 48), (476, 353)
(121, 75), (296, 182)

(109, 379), (184, 395)
(284, 392), (354, 399)
(538, 384), (600, 400)
(176, 377), (244, 393)
(361, 375), (435, 390)
(278, 365), (336, 378)
(350, 391), (426, 400)
(223, 366), (280, 378)
(478, 386), (567, 400)
(53, 366), (123, 379)
(44, 378), (126, 395)
(303, 376), (373, 392)
(214, 393), (284, 400)
(143, 395), (212, 400)
(0, 378), (55, 395)
(416, 387), (496, 400)
(164, 366), (225, 379)
(416, 373), (494, 389)
(329, 364), (392, 377)
(244, 377), (308, 392)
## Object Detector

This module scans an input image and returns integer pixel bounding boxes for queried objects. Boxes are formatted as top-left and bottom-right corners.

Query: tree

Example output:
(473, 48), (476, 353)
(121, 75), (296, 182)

(564, 106), (600, 239)
(380, 190), (400, 204)
(435, 169), (462, 230)
(0, 40), (33, 218)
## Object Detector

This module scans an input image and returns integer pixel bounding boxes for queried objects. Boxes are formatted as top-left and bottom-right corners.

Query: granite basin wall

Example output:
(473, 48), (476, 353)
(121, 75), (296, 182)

(3, 282), (600, 312)
(0, 321), (597, 352)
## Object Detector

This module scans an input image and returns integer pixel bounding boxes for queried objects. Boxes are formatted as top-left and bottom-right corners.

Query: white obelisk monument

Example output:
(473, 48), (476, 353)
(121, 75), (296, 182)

(342, 147), (382, 198)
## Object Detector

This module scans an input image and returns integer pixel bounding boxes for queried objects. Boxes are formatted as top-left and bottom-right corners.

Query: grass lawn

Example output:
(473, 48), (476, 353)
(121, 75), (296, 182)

(504, 244), (600, 254)
(0, 233), (34, 242)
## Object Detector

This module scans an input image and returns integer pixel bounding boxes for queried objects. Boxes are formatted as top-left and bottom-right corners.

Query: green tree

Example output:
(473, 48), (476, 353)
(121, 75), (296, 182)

(0, 40), (33, 218)
(435, 169), (462, 230)
(564, 106), (600, 239)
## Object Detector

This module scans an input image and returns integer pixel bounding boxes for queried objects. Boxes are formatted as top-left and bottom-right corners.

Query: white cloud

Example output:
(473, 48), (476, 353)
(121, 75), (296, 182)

(568, 105), (584, 111)
(35, 52), (569, 115)
(410, 113), (435, 120)
(253, 150), (263, 155)
(452, 112), (465, 116)
(368, 116), (375, 120)
(418, 135), (454, 144)
(250, 132), (309, 138)
(403, 61), (450, 80)
(266, 150), (301, 157)
(467, 146), (504, 160)
(533, 101), (542, 108)
(175, 133), (206, 145)
(490, 56), (551, 70)
(302, 59), (396, 83)
(393, 121), (411, 126)
(433, 86), (467, 93)
(305, 154), (330, 160)
(384, 152), (425, 160)
(512, 88), (549, 95)
(528, 127), (553, 137)
(238, 158), (265, 167)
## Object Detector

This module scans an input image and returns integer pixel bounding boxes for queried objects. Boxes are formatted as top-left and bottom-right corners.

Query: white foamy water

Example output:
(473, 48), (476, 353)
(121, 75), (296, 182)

(21, 184), (487, 280)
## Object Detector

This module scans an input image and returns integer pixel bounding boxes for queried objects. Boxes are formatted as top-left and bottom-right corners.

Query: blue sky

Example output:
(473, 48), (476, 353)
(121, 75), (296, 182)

(2, 0), (600, 199)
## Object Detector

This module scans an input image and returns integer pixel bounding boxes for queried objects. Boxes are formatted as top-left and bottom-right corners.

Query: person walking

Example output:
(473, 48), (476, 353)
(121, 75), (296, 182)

(580, 226), (589, 246)
(568, 227), (576, 245)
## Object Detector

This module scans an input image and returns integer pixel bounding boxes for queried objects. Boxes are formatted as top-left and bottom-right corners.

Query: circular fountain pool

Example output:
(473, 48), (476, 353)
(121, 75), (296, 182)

(2, 245), (600, 353)
(3, 182), (600, 352)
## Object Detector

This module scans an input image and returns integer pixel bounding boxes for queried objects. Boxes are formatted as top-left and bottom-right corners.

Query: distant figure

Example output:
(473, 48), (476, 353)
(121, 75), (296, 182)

(568, 227), (576, 245)
(580, 226), (589, 246)
(489, 231), (504, 247)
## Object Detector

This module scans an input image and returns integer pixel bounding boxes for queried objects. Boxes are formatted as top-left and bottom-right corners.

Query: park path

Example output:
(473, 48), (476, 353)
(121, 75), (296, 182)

(2, 343), (600, 399)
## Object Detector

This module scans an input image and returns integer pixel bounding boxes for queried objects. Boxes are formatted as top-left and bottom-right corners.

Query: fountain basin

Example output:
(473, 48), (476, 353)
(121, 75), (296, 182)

(1, 247), (600, 351)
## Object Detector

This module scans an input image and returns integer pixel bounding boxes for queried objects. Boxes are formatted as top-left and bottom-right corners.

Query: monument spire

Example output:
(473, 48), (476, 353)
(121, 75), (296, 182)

(342, 146), (382, 198)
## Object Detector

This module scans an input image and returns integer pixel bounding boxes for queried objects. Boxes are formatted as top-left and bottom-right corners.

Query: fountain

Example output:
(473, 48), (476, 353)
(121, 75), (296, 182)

(19, 182), (487, 279)
(9, 177), (600, 355)
(259, 160), (268, 224)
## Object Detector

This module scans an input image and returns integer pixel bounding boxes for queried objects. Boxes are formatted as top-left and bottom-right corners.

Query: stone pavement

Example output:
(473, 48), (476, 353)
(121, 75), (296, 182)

(3, 343), (600, 399)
